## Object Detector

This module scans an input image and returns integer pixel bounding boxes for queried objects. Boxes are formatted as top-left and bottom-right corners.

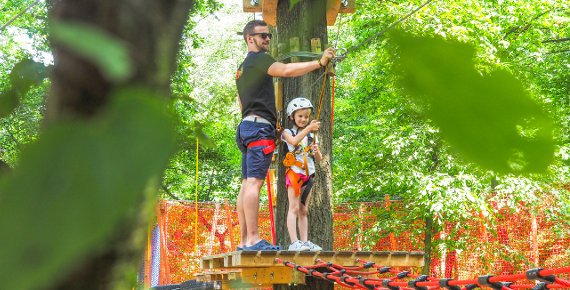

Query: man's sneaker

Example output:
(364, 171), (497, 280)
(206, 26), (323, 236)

(288, 240), (310, 251)
(304, 240), (322, 251)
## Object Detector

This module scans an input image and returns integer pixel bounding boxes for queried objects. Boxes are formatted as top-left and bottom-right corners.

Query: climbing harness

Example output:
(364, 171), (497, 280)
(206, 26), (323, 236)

(282, 127), (316, 205)
(247, 139), (275, 155)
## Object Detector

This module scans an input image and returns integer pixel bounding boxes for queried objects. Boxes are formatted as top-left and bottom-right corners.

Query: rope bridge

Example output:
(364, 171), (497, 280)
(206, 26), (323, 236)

(143, 199), (570, 286)
(275, 258), (570, 289)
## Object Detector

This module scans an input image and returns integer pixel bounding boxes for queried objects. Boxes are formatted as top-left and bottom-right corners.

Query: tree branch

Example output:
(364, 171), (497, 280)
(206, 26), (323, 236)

(543, 37), (570, 44)
(545, 49), (570, 55)
(161, 184), (180, 200)
(0, 0), (41, 31)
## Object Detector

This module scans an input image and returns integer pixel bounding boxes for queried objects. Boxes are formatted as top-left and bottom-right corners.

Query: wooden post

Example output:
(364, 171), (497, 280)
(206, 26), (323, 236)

(144, 223), (152, 287)
(156, 201), (171, 285)
(289, 36), (300, 62)
(311, 38), (322, 53)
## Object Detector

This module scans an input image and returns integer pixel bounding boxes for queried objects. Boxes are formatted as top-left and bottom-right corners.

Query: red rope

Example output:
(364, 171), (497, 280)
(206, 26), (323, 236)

(276, 258), (570, 290)
(265, 170), (276, 244)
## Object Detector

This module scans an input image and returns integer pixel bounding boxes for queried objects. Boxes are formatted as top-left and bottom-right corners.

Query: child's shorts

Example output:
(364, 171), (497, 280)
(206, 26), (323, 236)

(285, 172), (310, 188)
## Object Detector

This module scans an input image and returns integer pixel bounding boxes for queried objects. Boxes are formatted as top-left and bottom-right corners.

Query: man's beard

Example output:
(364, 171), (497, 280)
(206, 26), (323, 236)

(255, 39), (269, 52)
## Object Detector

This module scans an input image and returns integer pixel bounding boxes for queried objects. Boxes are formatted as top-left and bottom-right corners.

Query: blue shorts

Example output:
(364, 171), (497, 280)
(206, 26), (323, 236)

(235, 121), (275, 179)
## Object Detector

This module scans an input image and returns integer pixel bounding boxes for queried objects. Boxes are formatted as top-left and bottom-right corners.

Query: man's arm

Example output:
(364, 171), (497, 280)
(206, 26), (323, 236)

(267, 47), (335, 78)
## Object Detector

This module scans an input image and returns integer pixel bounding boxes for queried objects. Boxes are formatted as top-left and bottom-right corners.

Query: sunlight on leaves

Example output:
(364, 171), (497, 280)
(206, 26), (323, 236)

(51, 21), (133, 81)
(0, 87), (175, 289)
(392, 32), (554, 174)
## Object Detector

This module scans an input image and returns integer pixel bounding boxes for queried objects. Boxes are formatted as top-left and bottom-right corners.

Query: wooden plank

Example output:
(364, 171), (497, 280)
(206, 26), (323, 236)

(262, 0), (277, 26)
(201, 252), (228, 269)
(198, 251), (424, 287)
(241, 266), (305, 285)
(326, 0), (341, 26)
(339, 0), (356, 13)
(203, 250), (424, 269)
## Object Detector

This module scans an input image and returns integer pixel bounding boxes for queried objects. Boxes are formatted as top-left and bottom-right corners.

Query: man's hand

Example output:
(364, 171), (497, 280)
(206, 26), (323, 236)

(320, 47), (335, 67)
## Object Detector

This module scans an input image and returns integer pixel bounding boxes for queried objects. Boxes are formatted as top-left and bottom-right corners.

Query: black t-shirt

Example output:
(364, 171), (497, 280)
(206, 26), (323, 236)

(236, 51), (276, 127)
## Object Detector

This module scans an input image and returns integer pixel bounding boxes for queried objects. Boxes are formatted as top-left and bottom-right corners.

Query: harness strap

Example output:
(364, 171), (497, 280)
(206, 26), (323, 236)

(302, 152), (310, 177)
(286, 169), (304, 196)
(247, 139), (275, 155)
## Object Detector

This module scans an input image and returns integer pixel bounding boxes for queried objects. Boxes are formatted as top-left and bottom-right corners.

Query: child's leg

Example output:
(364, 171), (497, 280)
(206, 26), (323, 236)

(298, 186), (310, 241)
(287, 186), (301, 242)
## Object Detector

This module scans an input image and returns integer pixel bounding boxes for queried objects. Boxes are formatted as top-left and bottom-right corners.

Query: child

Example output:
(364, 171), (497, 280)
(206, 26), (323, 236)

(281, 97), (323, 251)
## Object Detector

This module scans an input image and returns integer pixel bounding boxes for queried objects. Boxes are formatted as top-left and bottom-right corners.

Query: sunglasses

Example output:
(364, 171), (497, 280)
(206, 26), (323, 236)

(250, 33), (273, 40)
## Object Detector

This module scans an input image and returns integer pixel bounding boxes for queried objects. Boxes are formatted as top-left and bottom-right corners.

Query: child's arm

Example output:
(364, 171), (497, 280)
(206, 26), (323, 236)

(282, 120), (320, 146)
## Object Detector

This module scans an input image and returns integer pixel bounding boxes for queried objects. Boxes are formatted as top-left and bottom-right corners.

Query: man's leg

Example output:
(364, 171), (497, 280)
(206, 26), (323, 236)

(236, 179), (247, 248)
(243, 177), (264, 246)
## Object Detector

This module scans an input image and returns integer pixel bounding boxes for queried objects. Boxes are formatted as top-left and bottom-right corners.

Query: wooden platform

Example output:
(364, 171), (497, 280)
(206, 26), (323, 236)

(197, 250), (424, 288)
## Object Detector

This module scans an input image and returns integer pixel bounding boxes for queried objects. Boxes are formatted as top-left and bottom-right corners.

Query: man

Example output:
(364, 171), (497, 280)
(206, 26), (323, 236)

(235, 19), (334, 250)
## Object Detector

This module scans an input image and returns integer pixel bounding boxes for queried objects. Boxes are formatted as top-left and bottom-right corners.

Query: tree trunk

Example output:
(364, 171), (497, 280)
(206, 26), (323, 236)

(275, 1), (334, 289)
(47, 0), (194, 288)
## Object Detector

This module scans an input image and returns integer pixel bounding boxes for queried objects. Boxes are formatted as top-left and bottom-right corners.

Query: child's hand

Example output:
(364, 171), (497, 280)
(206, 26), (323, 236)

(308, 120), (321, 131)
(310, 144), (320, 153)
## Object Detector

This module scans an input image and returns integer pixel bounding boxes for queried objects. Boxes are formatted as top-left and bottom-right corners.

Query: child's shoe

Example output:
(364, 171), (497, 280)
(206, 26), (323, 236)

(304, 240), (322, 251)
(288, 240), (310, 251)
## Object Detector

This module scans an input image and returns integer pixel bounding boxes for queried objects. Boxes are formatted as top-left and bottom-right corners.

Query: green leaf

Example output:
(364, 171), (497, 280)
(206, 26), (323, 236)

(10, 59), (49, 94)
(0, 89), (20, 118)
(0, 87), (175, 289)
(50, 21), (133, 81)
(392, 32), (554, 174)
(0, 59), (49, 118)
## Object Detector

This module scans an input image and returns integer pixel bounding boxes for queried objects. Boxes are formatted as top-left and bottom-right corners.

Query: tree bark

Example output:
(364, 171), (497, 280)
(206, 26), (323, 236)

(275, 1), (334, 289)
(46, 0), (194, 288)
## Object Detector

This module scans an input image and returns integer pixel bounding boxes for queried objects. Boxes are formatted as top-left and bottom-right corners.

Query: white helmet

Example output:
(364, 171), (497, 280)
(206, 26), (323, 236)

(286, 97), (313, 117)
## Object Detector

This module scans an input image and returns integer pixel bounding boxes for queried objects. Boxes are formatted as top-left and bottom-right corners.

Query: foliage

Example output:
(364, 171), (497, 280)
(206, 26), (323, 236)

(163, 0), (248, 201)
(1, 0), (569, 279)
(392, 32), (554, 174)
(50, 21), (133, 81)
(0, 89), (176, 289)
(0, 0), (50, 165)
(331, 0), (570, 254)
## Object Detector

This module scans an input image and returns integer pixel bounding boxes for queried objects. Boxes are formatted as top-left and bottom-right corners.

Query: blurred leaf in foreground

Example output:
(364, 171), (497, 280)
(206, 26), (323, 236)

(0, 87), (175, 289)
(391, 32), (554, 174)
(51, 21), (133, 82)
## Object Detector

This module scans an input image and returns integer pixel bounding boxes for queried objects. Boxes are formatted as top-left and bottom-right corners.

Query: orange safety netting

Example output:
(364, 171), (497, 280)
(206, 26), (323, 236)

(144, 198), (570, 286)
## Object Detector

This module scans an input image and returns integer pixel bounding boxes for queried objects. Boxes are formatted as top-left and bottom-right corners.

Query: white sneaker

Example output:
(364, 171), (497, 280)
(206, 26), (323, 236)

(304, 240), (322, 251)
(288, 240), (310, 251)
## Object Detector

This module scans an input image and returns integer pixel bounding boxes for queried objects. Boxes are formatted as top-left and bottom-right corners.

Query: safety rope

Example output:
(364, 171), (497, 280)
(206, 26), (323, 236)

(275, 257), (570, 290)
(265, 170), (276, 244)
